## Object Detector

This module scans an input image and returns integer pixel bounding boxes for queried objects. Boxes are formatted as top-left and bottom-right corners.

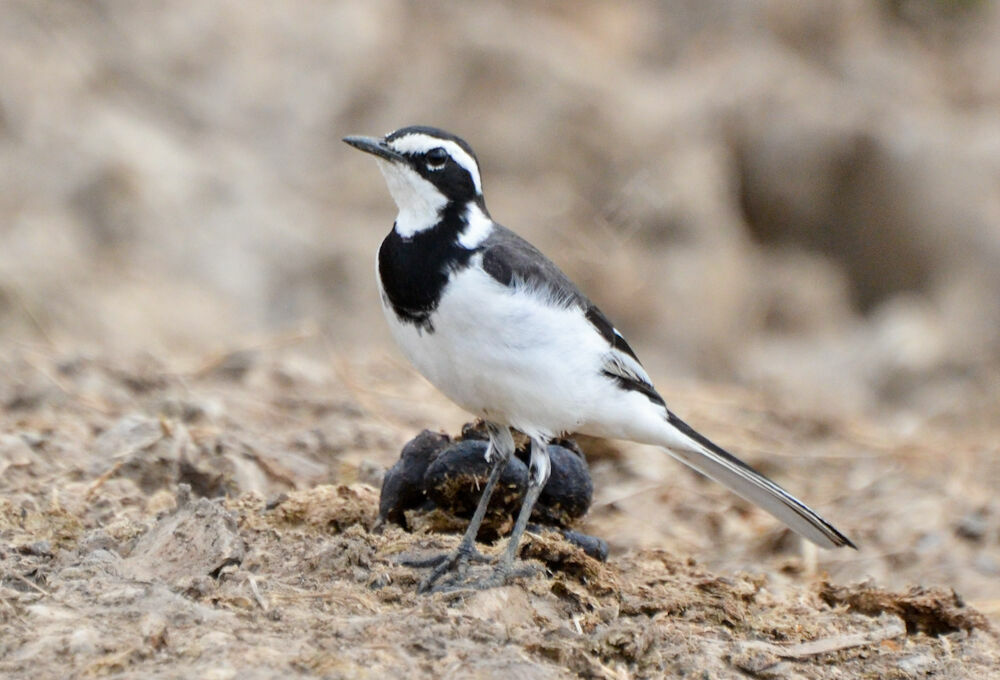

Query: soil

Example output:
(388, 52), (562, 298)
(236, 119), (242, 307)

(1, 348), (998, 679)
(3, 2), (1000, 677)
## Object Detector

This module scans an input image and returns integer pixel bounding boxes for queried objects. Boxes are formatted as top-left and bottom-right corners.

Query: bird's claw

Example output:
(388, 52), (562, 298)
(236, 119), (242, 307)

(398, 544), (492, 593)
(401, 545), (539, 593)
(428, 560), (540, 594)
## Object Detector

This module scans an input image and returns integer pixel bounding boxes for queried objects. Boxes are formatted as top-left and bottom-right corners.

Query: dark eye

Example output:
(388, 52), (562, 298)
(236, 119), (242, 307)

(425, 147), (448, 169)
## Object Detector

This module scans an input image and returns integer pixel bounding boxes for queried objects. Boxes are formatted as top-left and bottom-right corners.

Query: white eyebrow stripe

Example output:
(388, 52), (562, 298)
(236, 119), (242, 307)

(388, 134), (483, 195)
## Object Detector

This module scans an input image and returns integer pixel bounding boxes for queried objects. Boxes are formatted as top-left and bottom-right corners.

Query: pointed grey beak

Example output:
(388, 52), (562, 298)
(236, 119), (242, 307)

(343, 135), (405, 163)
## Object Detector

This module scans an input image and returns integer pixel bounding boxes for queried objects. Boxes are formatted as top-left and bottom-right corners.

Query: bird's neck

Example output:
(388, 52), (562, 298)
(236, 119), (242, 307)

(391, 198), (490, 245)
(393, 204), (443, 239)
(379, 199), (491, 331)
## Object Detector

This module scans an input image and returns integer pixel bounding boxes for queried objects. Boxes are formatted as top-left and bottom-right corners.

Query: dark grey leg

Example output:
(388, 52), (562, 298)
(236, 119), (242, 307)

(415, 423), (515, 593)
(431, 437), (551, 592)
(494, 436), (551, 575)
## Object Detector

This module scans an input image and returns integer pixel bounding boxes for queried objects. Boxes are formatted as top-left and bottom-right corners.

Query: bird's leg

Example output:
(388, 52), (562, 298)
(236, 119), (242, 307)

(413, 423), (515, 593)
(492, 436), (551, 579)
(437, 437), (551, 592)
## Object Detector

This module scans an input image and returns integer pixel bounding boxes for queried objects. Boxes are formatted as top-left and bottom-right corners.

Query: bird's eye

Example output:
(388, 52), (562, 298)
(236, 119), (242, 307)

(425, 147), (448, 170)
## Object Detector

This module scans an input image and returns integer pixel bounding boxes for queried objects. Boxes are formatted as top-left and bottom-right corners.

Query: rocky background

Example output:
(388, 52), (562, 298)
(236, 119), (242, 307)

(2, 1), (999, 677)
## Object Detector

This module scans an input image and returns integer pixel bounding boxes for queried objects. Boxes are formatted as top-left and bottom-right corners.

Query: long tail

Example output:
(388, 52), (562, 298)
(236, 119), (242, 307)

(657, 410), (856, 549)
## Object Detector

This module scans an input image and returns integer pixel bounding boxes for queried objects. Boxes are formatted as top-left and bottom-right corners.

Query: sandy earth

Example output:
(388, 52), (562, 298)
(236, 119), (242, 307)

(3, 2), (1000, 677)
(1, 348), (997, 678)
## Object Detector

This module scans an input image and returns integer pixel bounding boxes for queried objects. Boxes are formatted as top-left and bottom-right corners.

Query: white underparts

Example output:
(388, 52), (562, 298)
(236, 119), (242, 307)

(380, 263), (655, 441)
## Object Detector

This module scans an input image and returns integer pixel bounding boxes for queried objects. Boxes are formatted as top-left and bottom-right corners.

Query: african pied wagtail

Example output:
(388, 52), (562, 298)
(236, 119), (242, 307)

(344, 126), (854, 591)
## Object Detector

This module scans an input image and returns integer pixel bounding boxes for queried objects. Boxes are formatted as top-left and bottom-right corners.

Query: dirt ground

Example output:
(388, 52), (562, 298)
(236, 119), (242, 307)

(1, 346), (997, 679)
(3, 1), (1000, 677)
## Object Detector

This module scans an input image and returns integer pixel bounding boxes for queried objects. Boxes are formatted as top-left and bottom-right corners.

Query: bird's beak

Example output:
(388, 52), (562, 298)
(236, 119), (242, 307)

(343, 135), (405, 163)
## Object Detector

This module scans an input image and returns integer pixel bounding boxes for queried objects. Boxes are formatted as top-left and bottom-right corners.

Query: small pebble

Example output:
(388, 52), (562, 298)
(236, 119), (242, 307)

(559, 528), (609, 562)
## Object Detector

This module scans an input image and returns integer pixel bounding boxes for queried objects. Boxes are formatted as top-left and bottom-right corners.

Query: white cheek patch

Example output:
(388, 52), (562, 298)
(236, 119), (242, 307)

(376, 159), (447, 238)
(458, 204), (494, 249)
(389, 134), (483, 195)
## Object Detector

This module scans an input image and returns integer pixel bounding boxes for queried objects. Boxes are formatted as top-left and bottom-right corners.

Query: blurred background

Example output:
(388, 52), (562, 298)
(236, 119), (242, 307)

(2, 0), (1000, 631)
(2, 0), (1000, 425)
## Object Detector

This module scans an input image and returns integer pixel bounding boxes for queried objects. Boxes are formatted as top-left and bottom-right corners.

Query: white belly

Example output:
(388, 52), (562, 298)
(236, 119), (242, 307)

(380, 263), (615, 440)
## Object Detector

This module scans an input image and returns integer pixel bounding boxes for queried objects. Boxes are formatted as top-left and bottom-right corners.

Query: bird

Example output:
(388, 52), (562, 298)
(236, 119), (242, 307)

(344, 125), (855, 591)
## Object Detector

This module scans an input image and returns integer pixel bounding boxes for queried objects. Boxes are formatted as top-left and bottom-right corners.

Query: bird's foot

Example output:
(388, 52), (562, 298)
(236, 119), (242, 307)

(396, 543), (492, 593)
(430, 559), (540, 594)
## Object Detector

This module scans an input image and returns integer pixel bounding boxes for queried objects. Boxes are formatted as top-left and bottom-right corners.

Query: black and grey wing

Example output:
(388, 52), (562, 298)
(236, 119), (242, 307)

(479, 224), (666, 407)
(479, 225), (591, 309)
(581, 305), (665, 406)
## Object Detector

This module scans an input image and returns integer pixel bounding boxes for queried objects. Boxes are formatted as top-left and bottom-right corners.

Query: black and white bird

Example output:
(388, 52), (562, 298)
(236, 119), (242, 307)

(344, 126), (854, 591)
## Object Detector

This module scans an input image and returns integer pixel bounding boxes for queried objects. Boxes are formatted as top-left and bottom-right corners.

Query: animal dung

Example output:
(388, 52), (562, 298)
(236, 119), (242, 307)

(378, 423), (605, 559)
(528, 443), (594, 527)
(377, 429), (449, 527)
(424, 439), (530, 518)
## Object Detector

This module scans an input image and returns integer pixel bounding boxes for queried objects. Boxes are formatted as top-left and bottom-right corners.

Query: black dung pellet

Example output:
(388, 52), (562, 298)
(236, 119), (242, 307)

(530, 443), (594, 527)
(423, 439), (529, 518)
(378, 430), (450, 527)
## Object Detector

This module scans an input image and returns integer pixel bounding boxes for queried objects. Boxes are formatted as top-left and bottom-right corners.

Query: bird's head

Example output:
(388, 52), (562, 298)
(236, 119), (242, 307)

(344, 126), (484, 233)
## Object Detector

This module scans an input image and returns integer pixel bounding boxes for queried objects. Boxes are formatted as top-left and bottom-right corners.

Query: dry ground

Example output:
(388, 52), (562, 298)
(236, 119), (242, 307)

(3, 2), (1000, 678)
(1, 345), (998, 678)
